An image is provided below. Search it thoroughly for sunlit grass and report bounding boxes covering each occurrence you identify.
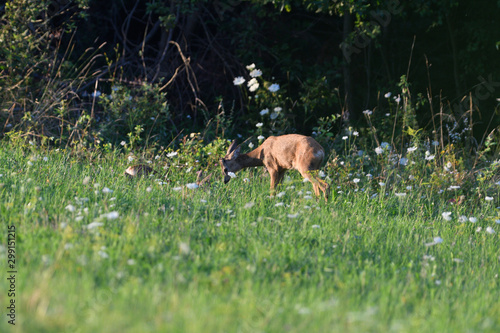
[0,143,499,332]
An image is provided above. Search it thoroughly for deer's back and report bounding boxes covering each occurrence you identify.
[261,134,324,170]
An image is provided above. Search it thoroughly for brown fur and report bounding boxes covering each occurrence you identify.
[220,134,329,199]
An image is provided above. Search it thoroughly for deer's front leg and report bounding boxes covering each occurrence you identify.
[269,169,279,191]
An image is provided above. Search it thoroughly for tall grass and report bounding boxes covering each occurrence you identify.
[0,136,498,332]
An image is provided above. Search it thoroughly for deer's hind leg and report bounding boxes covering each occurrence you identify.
[298,169,330,201]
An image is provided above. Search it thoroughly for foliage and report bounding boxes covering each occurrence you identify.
[0,0,499,148]
[0,0,98,143]
[97,82,172,147]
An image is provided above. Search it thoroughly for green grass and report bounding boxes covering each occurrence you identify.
[0,145,499,332]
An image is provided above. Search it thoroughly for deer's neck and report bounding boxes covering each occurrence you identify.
[236,146,264,168]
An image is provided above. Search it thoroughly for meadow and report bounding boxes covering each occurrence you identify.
[0,136,499,333]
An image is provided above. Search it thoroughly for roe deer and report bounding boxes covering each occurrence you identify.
[220,134,329,199]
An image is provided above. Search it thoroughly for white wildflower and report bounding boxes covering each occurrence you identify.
[274,107,282,112]
[256,122,263,128]
[186,183,199,190]
[86,222,104,230]
[407,146,418,153]
[260,108,269,116]
[395,192,407,197]
[257,135,265,141]
[104,211,119,220]
[485,196,493,201]
[233,76,246,86]
[249,69,262,77]
[248,142,254,149]
[167,151,178,158]
[458,215,468,223]
[268,83,280,92]
[469,217,478,223]
[228,172,237,178]
[246,63,256,70]
[248,78,259,92]
[400,157,408,166]
[375,147,383,155]
[244,202,255,209]
[270,112,279,120]
[97,250,108,258]
[65,204,76,212]
[363,110,372,116]
[486,226,496,234]
[102,187,113,194]
[342,136,348,140]
[287,213,299,219]
[179,242,190,255]
[312,225,320,229]
[442,212,452,221]
[384,92,392,98]
[425,236,443,246]
[425,152,435,161]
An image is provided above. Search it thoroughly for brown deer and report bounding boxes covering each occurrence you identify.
[220,134,329,199]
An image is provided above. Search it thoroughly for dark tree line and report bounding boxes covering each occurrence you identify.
[0,0,498,144]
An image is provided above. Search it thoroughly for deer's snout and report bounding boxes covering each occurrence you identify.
[224,175,231,184]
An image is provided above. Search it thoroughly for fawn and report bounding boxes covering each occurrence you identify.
[220,134,329,199]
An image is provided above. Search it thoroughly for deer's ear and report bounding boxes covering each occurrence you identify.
[226,140,238,155]
[232,145,241,158]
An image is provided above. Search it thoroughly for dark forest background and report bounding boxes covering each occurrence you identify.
[0,0,499,148]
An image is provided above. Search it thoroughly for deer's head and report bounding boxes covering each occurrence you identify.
[220,140,241,184]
